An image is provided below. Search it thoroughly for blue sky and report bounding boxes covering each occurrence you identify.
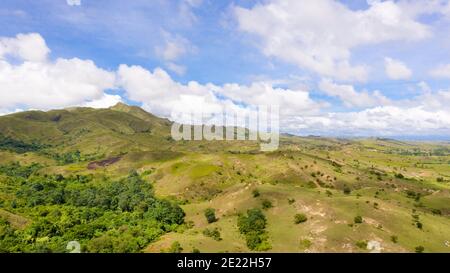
[1,0,450,138]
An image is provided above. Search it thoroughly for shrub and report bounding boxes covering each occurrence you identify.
[262,199,273,210]
[204,208,217,224]
[415,246,424,253]
[431,209,442,215]
[416,222,423,229]
[294,213,308,224]
[436,177,444,183]
[391,235,398,244]
[288,198,295,205]
[203,227,222,241]
[168,241,183,253]
[356,240,368,249]
[343,185,351,195]
[395,173,404,179]
[252,189,260,198]
[299,239,312,249]
[354,216,363,224]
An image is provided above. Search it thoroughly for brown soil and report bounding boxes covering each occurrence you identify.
[87,156,121,170]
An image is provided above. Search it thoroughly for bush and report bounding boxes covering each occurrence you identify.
[416,222,423,229]
[168,241,183,253]
[261,199,273,210]
[343,185,351,195]
[356,240,368,249]
[252,189,260,198]
[287,198,295,204]
[354,216,363,224]
[431,209,442,215]
[395,173,404,179]
[204,208,217,224]
[391,235,398,244]
[415,246,424,253]
[294,213,308,224]
[437,177,444,183]
[203,228,222,241]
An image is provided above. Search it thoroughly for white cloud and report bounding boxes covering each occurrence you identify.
[384,57,412,80]
[290,85,450,137]
[155,32,194,75]
[116,64,322,124]
[66,0,81,6]
[0,33,50,62]
[319,79,391,108]
[0,33,116,112]
[234,0,430,82]
[296,105,450,137]
[430,64,450,78]
[81,94,123,109]
[156,33,192,62]
[417,81,431,93]
[166,62,186,75]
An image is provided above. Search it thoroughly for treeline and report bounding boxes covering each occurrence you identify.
[0,164,185,253]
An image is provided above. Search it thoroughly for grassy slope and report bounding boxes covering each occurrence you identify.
[0,105,449,253]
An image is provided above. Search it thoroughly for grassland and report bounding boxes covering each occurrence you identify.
[0,104,449,253]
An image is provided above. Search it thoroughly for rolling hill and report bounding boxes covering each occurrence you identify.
[0,104,449,253]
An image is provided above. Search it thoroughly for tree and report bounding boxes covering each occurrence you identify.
[237,209,270,251]
[204,208,217,224]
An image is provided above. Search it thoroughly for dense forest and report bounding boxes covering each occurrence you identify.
[0,162,185,253]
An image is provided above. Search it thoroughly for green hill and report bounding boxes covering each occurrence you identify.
[0,104,449,253]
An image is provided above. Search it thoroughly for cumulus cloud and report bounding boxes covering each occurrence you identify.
[234,0,430,82]
[295,105,450,137]
[0,33,50,62]
[0,33,116,112]
[116,64,322,125]
[384,57,412,80]
[319,79,391,108]
[81,94,123,109]
[430,64,450,78]
[66,0,81,6]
